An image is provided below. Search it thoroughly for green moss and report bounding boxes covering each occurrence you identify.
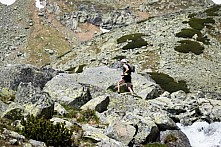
[188,17,215,30]
[143,143,168,147]
[117,33,148,50]
[0,87,16,103]
[148,72,189,93]
[21,115,73,146]
[175,40,204,55]
[204,5,221,16]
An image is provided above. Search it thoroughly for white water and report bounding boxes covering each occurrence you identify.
[177,122,221,147]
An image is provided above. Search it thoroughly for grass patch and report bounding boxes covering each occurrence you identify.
[176,28,201,38]
[148,72,189,93]
[176,28,209,45]
[204,5,221,16]
[175,40,204,55]
[188,17,215,30]
[117,33,148,50]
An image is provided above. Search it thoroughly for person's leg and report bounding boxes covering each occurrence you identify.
[127,83,134,94]
[118,79,125,93]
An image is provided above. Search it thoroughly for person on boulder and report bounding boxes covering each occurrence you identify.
[117,59,134,95]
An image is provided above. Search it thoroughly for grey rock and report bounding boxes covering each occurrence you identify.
[29,139,46,147]
[81,94,110,113]
[44,74,92,109]
[105,121,136,145]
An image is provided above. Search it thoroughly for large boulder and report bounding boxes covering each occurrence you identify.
[43,74,93,109]
[80,94,110,113]
[0,64,58,91]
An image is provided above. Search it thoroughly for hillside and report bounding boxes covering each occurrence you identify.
[1,0,221,146]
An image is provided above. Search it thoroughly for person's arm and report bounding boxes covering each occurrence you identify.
[123,64,129,75]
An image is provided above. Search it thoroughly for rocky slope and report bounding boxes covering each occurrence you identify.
[0,0,221,146]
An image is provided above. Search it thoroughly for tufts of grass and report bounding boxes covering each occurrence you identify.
[175,40,204,55]
[148,72,189,93]
[117,33,148,50]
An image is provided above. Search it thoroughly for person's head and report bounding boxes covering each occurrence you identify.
[120,59,127,64]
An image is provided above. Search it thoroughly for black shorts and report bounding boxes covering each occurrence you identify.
[123,75,131,83]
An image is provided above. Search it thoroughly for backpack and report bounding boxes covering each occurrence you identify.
[127,64,135,73]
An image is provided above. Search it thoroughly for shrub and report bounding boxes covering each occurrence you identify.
[148,72,189,93]
[21,115,73,146]
[117,33,148,50]
[175,40,204,55]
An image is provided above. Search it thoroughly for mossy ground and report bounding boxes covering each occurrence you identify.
[148,72,189,93]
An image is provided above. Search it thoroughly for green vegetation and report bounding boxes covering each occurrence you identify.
[176,28,200,38]
[62,105,99,124]
[188,17,215,30]
[117,33,148,50]
[143,143,168,147]
[148,72,189,93]
[204,5,221,16]
[0,118,15,132]
[175,28,209,45]
[0,87,16,103]
[175,40,204,55]
[21,115,73,146]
